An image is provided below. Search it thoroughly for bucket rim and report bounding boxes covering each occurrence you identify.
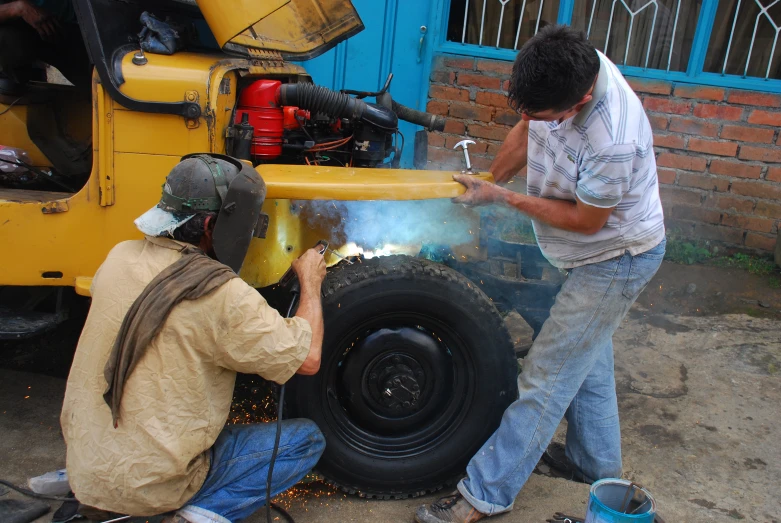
[589,478,657,519]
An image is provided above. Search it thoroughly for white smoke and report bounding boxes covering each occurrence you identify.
[295,199,476,254]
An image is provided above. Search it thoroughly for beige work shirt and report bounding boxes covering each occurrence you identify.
[60,237,312,515]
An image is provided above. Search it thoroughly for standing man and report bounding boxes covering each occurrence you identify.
[416,25,665,522]
[61,154,326,523]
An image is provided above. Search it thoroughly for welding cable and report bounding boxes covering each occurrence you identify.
[263,292,300,523]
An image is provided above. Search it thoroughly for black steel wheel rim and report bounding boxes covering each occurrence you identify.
[321,311,476,458]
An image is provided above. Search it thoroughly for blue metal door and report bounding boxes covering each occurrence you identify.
[296,0,432,168]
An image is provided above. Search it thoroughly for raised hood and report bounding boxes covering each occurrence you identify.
[196,0,363,60]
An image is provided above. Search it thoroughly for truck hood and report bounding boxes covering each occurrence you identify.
[196,0,363,60]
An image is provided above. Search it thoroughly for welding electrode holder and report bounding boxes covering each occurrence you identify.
[279,240,329,300]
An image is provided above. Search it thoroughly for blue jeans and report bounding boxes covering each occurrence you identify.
[178,419,325,523]
[458,239,666,515]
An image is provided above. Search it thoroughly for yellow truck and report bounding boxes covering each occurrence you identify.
[0,0,544,499]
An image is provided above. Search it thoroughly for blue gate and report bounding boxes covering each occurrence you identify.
[296,0,433,168]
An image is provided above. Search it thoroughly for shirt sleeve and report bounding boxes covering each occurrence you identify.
[575,144,636,208]
[217,280,312,383]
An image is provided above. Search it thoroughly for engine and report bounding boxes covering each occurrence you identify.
[226,79,403,169]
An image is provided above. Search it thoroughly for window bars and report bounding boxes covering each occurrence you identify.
[721,0,780,79]
[460,0,546,48]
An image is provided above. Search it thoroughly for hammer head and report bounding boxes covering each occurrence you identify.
[453,139,476,151]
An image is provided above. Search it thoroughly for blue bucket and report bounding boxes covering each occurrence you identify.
[584,479,656,523]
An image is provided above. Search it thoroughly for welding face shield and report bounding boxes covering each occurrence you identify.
[134,153,268,273]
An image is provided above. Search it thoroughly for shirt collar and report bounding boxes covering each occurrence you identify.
[145,235,193,252]
[572,51,609,127]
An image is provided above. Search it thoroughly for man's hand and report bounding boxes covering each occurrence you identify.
[291,248,327,293]
[19,1,60,41]
[452,174,503,206]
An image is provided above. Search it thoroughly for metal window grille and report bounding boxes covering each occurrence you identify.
[719,0,780,79]
[441,0,781,91]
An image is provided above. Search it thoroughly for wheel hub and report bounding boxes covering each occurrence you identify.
[370,355,423,412]
[337,326,454,434]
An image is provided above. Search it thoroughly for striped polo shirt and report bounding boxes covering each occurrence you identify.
[526,51,665,268]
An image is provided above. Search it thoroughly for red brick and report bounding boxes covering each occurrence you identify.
[767,167,781,182]
[430,70,455,84]
[476,59,514,75]
[427,146,462,166]
[693,104,744,121]
[657,168,677,185]
[673,85,725,101]
[687,138,738,157]
[657,152,707,171]
[677,173,730,192]
[475,91,509,108]
[659,186,704,205]
[457,73,502,90]
[643,97,692,115]
[653,134,686,149]
[430,85,470,102]
[671,205,722,224]
[648,115,669,131]
[668,117,719,137]
[694,223,744,244]
[427,133,445,147]
[494,109,521,126]
[778,134,781,146]
[468,123,511,141]
[722,214,774,233]
[445,135,487,153]
[755,200,781,219]
[471,156,493,171]
[746,109,779,126]
[443,119,465,135]
[731,181,781,200]
[502,80,510,92]
[745,233,777,251]
[442,57,475,70]
[738,145,781,163]
[627,78,672,95]
[720,125,775,143]
[665,219,697,235]
[727,91,781,108]
[713,196,754,214]
[709,159,762,179]
[426,100,448,116]
[449,103,493,122]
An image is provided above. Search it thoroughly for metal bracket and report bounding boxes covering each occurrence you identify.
[247,48,285,69]
[184,91,200,129]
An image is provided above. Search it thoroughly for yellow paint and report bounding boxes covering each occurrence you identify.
[74,277,92,297]
[201,0,363,57]
[0,32,486,293]
[197,0,289,48]
[261,164,494,200]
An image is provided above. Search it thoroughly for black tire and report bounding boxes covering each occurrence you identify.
[287,255,517,498]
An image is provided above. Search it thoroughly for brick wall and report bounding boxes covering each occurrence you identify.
[425,55,781,254]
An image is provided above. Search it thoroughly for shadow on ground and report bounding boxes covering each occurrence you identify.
[1,261,779,522]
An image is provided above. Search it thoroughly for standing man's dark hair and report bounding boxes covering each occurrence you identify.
[508,25,600,114]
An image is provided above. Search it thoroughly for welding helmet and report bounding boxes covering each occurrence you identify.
[134,153,268,273]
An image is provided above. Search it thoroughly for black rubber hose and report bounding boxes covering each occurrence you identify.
[279,83,364,121]
[391,101,446,132]
[280,84,443,131]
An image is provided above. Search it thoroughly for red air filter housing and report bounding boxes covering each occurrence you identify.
[235,79,284,160]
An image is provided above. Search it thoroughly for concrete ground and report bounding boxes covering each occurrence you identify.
[1,261,780,523]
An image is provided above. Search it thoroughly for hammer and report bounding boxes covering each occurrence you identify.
[453,139,476,174]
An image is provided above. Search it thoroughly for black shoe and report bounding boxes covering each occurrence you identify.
[541,442,594,484]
